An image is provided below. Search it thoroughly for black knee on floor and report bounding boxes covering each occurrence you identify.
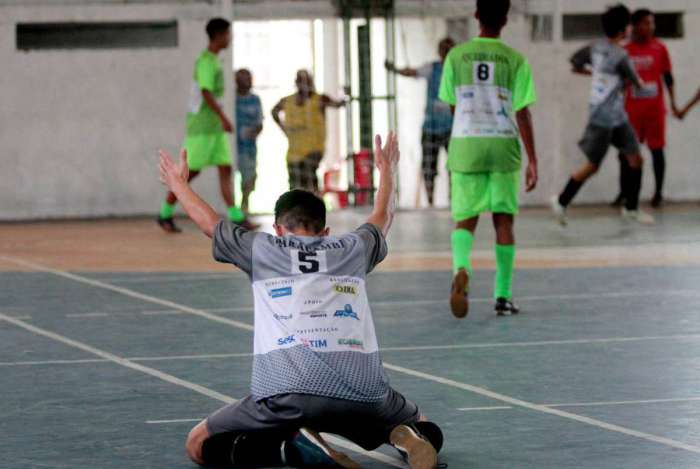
[201,432,238,467]
[414,421,444,453]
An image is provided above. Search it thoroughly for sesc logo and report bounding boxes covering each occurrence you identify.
[276,335,296,346]
[338,338,364,350]
[269,287,292,299]
[301,338,328,349]
[333,284,357,295]
[334,304,359,320]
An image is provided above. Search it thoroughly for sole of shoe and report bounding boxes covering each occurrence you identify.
[450,269,469,319]
[156,218,181,234]
[298,428,361,469]
[549,196,568,227]
[390,425,438,469]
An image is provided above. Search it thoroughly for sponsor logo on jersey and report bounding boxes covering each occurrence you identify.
[273,313,292,321]
[333,284,357,295]
[304,299,322,306]
[277,335,295,346]
[269,287,292,298]
[300,310,328,318]
[301,338,328,349]
[334,304,359,320]
[338,338,364,349]
[264,279,294,288]
[296,327,338,334]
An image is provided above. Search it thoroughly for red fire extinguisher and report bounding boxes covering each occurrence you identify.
[353,149,373,206]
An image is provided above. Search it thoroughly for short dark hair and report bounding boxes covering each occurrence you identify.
[274,190,326,234]
[206,18,230,40]
[632,8,653,25]
[601,4,631,38]
[476,0,510,30]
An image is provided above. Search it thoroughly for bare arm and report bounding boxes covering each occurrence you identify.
[385,60,418,77]
[366,132,400,236]
[515,107,538,192]
[202,90,233,133]
[679,87,700,119]
[158,149,221,237]
[271,99,286,133]
[321,94,347,110]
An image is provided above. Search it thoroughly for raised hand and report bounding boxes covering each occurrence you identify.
[374,132,400,175]
[159,149,189,190]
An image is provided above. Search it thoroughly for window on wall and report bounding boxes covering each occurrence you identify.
[563,12,684,41]
[16,21,178,51]
[529,14,553,42]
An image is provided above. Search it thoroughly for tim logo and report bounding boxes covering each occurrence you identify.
[277,335,295,346]
[269,287,292,299]
[334,284,357,295]
[334,304,359,320]
[301,338,328,349]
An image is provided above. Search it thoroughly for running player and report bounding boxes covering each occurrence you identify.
[613,8,679,208]
[234,68,263,216]
[158,133,443,468]
[157,18,251,233]
[439,0,538,317]
[385,37,456,206]
[551,5,654,226]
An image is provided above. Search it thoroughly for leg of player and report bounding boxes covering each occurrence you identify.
[218,165,246,226]
[389,422,440,469]
[241,175,256,215]
[612,152,630,207]
[650,148,665,207]
[551,161,598,226]
[421,133,439,207]
[492,213,519,316]
[158,170,200,233]
[621,153,654,224]
[450,217,478,318]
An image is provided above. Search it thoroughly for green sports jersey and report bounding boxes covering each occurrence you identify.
[439,37,536,173]
[186,50,225,135]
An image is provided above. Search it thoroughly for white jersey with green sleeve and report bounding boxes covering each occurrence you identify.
[439,37,536,173]
[186,50,225,136]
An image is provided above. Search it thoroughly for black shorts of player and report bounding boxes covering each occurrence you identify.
[578,121,641,166]
[206,388,421,451]
[288,152,323,193]
[421,131,451,182]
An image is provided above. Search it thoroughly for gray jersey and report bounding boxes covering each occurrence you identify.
[212,220,390,403]
[571,40,640,128]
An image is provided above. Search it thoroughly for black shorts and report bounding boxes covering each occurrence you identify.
[206,388,421,451]
[421,131,451,180]
[578,121,641,166]
[287,152,323,192]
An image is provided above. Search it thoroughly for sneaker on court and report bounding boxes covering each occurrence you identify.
[549,196,568,226]
[621,208,655,225]
[284,428,360,468]
[610,193,625,207]
[651,194,663,208]
[495,297,520,316]
[390,424,438,469]
[156,216,181,233]
[450,268,469,319]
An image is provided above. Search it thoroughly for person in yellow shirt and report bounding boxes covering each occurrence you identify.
[272,70,346,193]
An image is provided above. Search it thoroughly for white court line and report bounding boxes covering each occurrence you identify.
[384,363,700,455]
[0,358,109,366]
[457,406,513,411]
[5,255,700,456]
[146,418,202,424]
[546,397,700,408]
[131,352,252,361]
[66,312,110,318]
[0,312,403,468]
[103,273,235,284]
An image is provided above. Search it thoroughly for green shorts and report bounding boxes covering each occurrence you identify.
[451,170,520,222]
[184,133,232,171]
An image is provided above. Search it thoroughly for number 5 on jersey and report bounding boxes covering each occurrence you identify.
[291,249,328,274]
[473,62,495,85]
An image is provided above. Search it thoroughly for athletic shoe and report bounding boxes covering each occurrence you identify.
[495,297,520,316]
[390,424,438,469]
[651,194,663,208]
[610,193,625,207]
[549,196,568,226]
[283,428,360,468]
[621,208,655,224]
[156,216,181,233]
[449,268,469,319]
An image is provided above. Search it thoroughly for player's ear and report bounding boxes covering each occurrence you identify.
[273,223,285,236]
[320,227,330,236]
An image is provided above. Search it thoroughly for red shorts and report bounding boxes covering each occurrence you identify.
[627,106,666,149]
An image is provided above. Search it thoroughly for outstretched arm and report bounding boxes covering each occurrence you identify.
[385,60,418,77]
[516,107,538,192]
[158,149,220,238]
[321,94,347,109]
[679,87,700,119]
[366,132,400,236]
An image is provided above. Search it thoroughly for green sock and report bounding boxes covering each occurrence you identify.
[227,206,245,223]
[159,202,175,219]
[451,229,474,275]
[494,244,516,300]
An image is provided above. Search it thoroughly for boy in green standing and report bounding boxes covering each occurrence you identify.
[158,18,251,233]
[439,0,538,318]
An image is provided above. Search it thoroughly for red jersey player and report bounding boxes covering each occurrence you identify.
[614,9,680,208]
